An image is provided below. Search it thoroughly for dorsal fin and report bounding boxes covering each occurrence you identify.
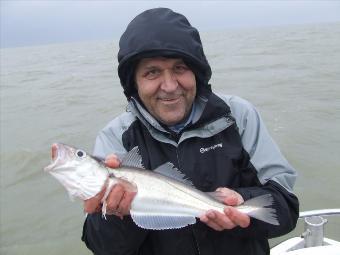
[120,146,145,169]
[154,162,193,186]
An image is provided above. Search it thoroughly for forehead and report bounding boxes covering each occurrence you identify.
[136,57,185,69]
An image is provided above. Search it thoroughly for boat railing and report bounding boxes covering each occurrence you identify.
[298,208,340,248]
[299,209,340,218]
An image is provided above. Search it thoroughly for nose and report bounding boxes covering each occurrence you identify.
[160,70,178,92]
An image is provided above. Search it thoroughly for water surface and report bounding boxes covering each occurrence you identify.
[1,23,340,254]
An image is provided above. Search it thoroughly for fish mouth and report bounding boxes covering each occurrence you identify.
[44,143,67,172]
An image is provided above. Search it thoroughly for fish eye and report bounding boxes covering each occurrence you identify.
[76,150,86,158]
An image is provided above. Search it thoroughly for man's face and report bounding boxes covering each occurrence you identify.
[135,57,196,126]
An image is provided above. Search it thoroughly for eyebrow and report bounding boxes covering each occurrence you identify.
[142,59,186,70]
[143,65,160,70]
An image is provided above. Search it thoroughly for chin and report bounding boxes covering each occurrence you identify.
[161,115,185,126]
[155,109,187,126]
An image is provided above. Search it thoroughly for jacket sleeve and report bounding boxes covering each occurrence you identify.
[92,112,136,160]
[82,213,148,255]
[222,95,299,238]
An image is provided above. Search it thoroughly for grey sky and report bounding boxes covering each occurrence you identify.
[1,1,340,48]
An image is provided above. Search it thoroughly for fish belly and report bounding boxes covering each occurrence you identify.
[126,172,223,230]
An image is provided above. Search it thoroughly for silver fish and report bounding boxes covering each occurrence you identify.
[44,143,279,230]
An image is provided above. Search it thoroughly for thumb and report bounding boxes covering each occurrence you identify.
[224,195,239,206]
[223,191,244,206]
[105,154,121,168]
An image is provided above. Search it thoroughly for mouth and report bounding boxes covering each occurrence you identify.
[51,143,58,161]
[158,96,181,105]
[44,143,63,172]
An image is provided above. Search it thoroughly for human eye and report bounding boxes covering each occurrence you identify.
[144,68,161,79]
[173,64,189,74]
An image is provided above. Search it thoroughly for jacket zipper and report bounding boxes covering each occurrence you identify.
[176,144,200,255]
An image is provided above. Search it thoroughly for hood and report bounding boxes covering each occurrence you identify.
[117,8,212,98]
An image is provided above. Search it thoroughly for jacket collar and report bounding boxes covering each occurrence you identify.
[127,96,208,134]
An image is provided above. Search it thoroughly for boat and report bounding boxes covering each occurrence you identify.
[270,209,340,254]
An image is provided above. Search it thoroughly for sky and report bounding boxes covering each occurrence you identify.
[1,1,340,48]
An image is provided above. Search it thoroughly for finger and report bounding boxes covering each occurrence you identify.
[84,198,99,213]
[214,187,244,206]
[209,208,237,229]
[204,221,224,231]
[105,184,125,212]
[224,195,239,206]
[113,211,124,220]
[206,210,235,230]
[225,207,250,228]
[200,212,224,231]
[84,187,106,213]
[94,203,102,213]
[224,192,244,206]
[105,154,121,168]
[116,191,137,215]
[216,187,236,198]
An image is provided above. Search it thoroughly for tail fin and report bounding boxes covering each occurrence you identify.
[242,194,279,225]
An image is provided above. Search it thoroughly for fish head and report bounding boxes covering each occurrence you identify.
[44,143,108,200]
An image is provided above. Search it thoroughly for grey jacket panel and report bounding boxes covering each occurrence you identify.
[218,94,297,193]
[93,112,135,160]
[179,117,235,143]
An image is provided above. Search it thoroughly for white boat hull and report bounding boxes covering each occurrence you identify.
[270,209,340,255]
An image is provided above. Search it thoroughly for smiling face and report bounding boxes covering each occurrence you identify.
[134,57,196,126]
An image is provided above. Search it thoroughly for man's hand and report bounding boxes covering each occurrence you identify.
[200,187,250,231]
[83,154,137,218]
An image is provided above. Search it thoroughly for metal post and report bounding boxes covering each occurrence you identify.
[301,215,328,248]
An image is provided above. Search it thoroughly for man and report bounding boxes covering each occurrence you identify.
[82,8,299,255]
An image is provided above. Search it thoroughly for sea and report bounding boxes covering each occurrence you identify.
[1,22,340,254]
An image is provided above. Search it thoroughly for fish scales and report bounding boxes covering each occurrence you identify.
[115,166,224,217]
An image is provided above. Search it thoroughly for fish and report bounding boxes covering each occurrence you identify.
[44,143,279,230]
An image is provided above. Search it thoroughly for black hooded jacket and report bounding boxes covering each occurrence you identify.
[82,8,299,255]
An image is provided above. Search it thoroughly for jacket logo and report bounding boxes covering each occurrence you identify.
[200,143,223,154]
